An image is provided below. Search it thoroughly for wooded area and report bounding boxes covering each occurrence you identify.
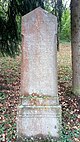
[0,0,68,56]
[0,0,80,141]
[0,0,80,97]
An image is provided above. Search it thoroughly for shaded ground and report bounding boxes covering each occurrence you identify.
[58,43,80,142]
[0,43,80,142]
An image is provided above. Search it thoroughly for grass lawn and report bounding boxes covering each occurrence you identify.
[0,43,80,142]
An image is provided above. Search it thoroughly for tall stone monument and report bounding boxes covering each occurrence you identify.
[17,7,61,141]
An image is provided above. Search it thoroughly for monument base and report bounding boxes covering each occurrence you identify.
[17,135,60,142]
[17,103,61,142]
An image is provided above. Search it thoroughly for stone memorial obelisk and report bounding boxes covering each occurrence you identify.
[17,7,61,141]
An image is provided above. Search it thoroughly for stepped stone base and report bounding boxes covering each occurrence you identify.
[17,100,61,141]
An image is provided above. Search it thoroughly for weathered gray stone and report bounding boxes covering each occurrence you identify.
[21,7,58,98]
[17,106,61,141]
[17,7,61,141]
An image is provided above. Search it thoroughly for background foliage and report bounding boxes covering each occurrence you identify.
[60,8,71,42]
[0,0,71,56]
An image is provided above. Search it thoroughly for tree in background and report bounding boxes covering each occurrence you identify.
[71,0,80,97]
[0,0,63,56]
[0,0,44,57]
[60,8,71,42]
[0,0,20,57]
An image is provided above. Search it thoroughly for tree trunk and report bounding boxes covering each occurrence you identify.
[71,0,80,96]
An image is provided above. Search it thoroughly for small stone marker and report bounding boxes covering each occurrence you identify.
[17,7,61,141]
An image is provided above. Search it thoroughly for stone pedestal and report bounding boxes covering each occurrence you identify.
[17,104,61,141]
[17,7,61,141]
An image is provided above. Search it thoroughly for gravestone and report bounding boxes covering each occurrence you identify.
[17,7,61,141]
